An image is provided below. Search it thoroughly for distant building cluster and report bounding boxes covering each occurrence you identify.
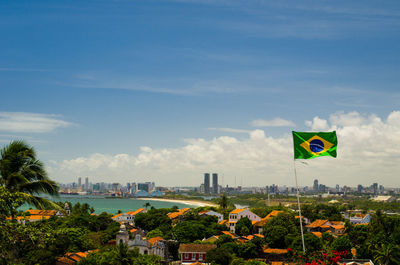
[59,178,165,197]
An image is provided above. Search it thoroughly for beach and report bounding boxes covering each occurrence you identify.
[136,197,217,207]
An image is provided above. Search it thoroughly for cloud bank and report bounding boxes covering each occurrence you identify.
[49,111,400,187]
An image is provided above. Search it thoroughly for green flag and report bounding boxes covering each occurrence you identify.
[292,131,337,159]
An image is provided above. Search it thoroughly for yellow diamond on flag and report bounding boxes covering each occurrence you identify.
[300,135,334,156]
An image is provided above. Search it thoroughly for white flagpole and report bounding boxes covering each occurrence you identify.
[294,159,306,253]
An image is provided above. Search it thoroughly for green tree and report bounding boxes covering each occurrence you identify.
[371,243,400,265]
[146,228,163,239]
[289,233,322,253]
[332,235,352,253]
[172,221,206,243]
[206,248,232,265]
[235,217,252,236]
[0,141,60,209]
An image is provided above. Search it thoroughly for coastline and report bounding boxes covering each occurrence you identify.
[136,197,217,207]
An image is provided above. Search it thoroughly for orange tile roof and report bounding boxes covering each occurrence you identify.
[331,221,344,225]
[271,262,283,265]
[263,248,288,254]
[28,215,51,220]
[264,210,283,220]
[221,231,235,238]
[306,219,329,228]
[244,235,254,240]
[168,208,190,219]
[198,210,209,215]
[128,208,146,215]
[148,236,163,246]
[230,209,246,214]
[312,232,322,238]
[331,225,345,230]
[254,210,284,227]
[130,228,138,233]
[179,244,217,253]
[112,213,123,219]
[25,209,57,216]
[253,234,264,238]
[219,220,228,225]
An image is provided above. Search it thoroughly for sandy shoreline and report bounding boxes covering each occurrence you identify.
[136,197,217,207]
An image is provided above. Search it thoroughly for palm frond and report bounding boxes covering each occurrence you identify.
[21,193,63,211]
[19,179,59,196]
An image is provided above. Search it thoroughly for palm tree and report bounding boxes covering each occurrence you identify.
[218,193,229,210]
[372,243,400,265]
[143,202,151,209]
[0,140,60,210]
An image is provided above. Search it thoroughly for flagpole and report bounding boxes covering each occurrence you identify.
[294,159,306,253]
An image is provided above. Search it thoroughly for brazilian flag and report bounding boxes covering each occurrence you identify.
[292,131,337,159]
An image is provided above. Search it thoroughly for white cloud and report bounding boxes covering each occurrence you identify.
[207,127,251,133]
[305,116,329,131]
[0,112,73,133]
[49,111,400,187]
[251,118,295,127]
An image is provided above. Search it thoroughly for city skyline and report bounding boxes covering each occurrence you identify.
[1,1,400,187]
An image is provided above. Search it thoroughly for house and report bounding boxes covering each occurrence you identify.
[168,208,191,223]
[263,248,289,262]
[179,244,217,264]
[371,196,395,203]
[253,210,283,234]
[111,208,147,223]
[228,209,260,233]
[8,209,65,224]
[116,224,167,259]
[198,210,224,223]
[306,219,345,236]
[349,214,371,225]
[56,250,98,265]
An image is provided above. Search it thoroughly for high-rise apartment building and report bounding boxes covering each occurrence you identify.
[78,177,82,187]
[212,173,218,194]
[204,173,210,194]
[85,177,89,191]
[313,179,319,192]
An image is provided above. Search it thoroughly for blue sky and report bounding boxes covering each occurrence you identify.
[1,0,400,187]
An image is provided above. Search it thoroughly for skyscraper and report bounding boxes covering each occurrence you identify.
[313,179,319,192]
[204,173,210,194]
[78,177,82,187]
[212,173,218,194]
[85,177,89,191]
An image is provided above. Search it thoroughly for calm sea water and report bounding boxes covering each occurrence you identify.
[20,195,198,214]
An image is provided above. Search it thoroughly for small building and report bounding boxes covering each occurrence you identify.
[179,244,217,264]
[168,208,191,223]
[306,219,345,236]
[371,196,395,203]
[228,209,261,233]
[198,210,224,223]
[116,224,167,259]
[56,250,98,265]
[112,208,147,223]
[349,214,371,225]
[253,210,283,234]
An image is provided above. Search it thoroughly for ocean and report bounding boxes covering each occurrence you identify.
[20,195,199,214]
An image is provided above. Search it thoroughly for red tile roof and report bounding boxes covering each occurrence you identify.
[179,244,217,253]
